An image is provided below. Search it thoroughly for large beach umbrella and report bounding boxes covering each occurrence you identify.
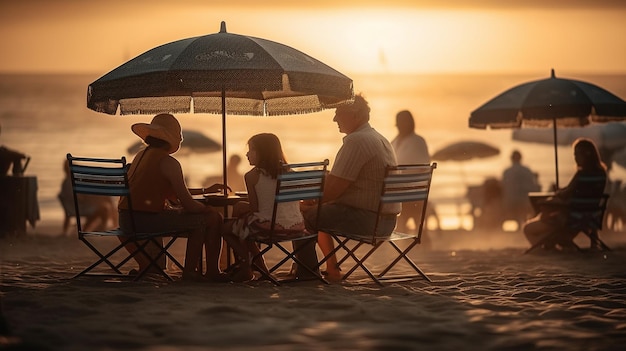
[431,141,500,162]
[469,69,626,188]
[87,21,354,194]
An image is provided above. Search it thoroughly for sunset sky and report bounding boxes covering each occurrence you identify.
[1,0,626,75]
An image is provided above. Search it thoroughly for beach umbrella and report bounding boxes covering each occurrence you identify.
[469,69,626,188]
[431,140,500,186]
[127,129,221,155]
[431,140,500,162]
[87,21,354,194]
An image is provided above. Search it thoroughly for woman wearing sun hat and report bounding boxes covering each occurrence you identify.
[118,113,229,281]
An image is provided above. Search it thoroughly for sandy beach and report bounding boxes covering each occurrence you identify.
[1,220,626,351]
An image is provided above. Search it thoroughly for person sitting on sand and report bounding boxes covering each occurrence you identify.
[523,138,607,251]
[222,133,306,282]
[118,113,229,281]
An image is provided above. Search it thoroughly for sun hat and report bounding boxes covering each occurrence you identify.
[131,113,183,154]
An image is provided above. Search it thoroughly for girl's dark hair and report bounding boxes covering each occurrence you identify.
[248,133,287,179]
[573,137,606,171]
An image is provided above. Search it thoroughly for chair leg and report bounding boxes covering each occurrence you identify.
[378,240,432,283]
[524,231,558,254]
[254,240,328,286]
[73,237,129,278]
[586,230,611,251]
[339,240,384,286]
[133,237,177,282]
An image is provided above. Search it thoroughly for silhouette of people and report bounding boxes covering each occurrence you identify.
[391,110,429,165]
[390,110,433,235]
[523,138,607,250]
[118,113,228,281]
[0,123,28,176]
[474,177,503,230]
[501,150,540,230]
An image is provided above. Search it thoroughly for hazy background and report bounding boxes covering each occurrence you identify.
[2,0,626,231]
[1,0,626,75]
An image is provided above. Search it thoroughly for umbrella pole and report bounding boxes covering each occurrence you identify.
[222,86,228,196]
[553,118,559,190]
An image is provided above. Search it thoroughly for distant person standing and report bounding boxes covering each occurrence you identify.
[390,110,433,234]
[391,110,429,165]
[502,150,540,230]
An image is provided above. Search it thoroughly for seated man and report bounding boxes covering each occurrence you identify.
[299,94,400,281]
[523,138,607,250]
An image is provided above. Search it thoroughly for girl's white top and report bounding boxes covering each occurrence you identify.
[253,171,304,228]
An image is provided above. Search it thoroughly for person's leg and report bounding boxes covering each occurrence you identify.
[301,203,379,280]
[523,214,554,248]
[246,241,268,274]
[291,237,320,279]
[232,201,250,217]
[118,211,163,273]
[183,227,205,279]
[317,231,340,280]
[221,233,254,282]
[203,210,226,280]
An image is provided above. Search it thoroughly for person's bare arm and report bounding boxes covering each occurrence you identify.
[322,173,352,203]
[160,156,209,213]
[244,168,260,212]
[188,184,231,196]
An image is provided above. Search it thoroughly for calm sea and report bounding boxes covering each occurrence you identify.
[2,73,625,230]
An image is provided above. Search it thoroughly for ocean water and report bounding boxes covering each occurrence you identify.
[2,73,625,230]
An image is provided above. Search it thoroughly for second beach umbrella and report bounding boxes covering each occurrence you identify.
[469,69,626,188]
[87,21,354,193]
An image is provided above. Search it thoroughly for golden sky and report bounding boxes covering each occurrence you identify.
[1,0,626,75]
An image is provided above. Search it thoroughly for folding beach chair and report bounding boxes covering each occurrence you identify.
[67,153,188,281]
[524,193,611,254]
[319,163,437,286]
[247,159,329,286]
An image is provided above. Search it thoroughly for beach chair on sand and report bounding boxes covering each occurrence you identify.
[319,163,437,286]
[67,154,187,281]
[524,193,611,254]
[246,160,330,286]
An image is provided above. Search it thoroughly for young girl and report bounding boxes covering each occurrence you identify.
[223,133,305,282]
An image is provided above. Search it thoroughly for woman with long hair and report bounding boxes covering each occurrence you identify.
[523,138,607,250]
